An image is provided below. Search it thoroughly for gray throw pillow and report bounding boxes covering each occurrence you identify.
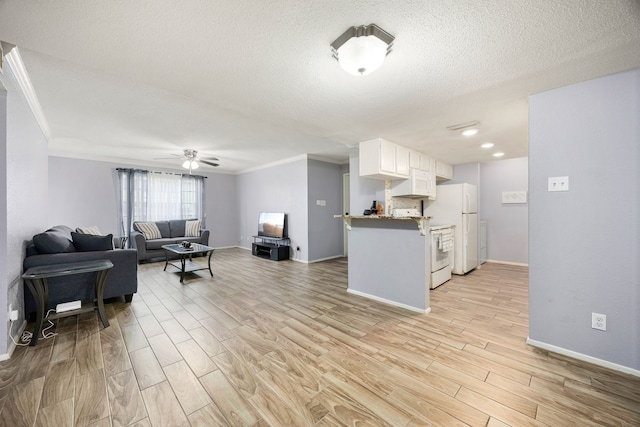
[72,232,114,251]
[33,228,77,254]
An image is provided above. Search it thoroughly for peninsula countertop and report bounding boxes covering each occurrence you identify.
[334,214,431,235]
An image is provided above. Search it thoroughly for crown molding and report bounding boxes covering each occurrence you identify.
[4,47,52,144]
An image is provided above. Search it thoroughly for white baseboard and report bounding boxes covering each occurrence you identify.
[308,254,343,264]
[526,337,640,377]
[485,259,529,267]
[347,288,431,314]
[1,319,27,361]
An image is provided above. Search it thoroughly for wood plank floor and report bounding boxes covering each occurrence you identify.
[1,248,639,426]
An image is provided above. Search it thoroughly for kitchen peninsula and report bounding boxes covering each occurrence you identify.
[336,215,431,313]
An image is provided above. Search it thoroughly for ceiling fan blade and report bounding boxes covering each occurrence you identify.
[154,154,183,160]
[200,160,219,167]
[201,156,219,161]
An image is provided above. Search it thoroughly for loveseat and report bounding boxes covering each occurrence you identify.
[23,225,138,317]
[130,219,210,263]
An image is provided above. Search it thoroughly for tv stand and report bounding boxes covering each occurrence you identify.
[252,236,290,261]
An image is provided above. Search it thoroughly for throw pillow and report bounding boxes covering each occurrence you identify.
[33,228,77,254]
[185,220,201,237]
[72,232,114,251]
[76,226,102,235]
[135,222,162,240]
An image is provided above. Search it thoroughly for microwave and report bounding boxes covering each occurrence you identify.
[390,168,434,198]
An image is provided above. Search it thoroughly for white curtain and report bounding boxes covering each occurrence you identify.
[118,169,205,237]
[146,173,182,221]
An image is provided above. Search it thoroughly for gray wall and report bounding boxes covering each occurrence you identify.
[479,157,528,264]
[529,69,639,370]
[1,60,49,355]
[447,162,480,186]
[441,158,528,265]
[348,147,385,216]
[236,158,309,261]
[307,159,344,261]
[47,157,239,248]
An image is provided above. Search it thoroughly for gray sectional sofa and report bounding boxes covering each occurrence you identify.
[130,219,209,263]
[23,225,138,317]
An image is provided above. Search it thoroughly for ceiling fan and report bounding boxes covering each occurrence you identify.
[157,149,219,173]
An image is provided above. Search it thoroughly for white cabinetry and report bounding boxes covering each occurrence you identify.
[435,161,453,180]
[360,138,410,179]
[409,151,434,172]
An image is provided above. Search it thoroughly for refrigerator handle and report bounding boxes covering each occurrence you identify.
[465,192,470,212]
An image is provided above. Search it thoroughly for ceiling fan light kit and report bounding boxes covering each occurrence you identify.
[331,24,394,76]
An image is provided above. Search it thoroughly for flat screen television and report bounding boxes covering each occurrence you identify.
[258,212,287,239]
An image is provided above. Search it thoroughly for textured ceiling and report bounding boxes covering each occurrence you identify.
[1,0,639,173]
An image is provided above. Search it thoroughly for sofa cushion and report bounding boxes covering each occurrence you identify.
[75,226,102,235]
[156,221,171,238]
[185,220,201,237]
[146,237,181,250]
[33,226,76,254]
[169,219,187,238]
[134,222,162,240]
[72,232,114,251]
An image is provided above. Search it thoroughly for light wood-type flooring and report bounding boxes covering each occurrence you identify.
[1,248,639,426]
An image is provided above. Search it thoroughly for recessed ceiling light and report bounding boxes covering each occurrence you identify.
[462,128,478,137]
[481,142,494,149]
[493,152,505,157]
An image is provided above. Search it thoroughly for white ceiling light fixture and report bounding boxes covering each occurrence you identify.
[462,128,479,137]
[331,24,394,76]
[493,152,505,157]
[182,159,199,170]
[481,142,495,149]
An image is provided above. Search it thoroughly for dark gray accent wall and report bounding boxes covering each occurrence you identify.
[236,158,309,261]
[529,69,639,370]
[1,61,49,355]
[47,157,239,248]
[479,157,528,264]
[307,159,344,261]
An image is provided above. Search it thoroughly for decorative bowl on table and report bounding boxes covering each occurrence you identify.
[181,241,192,249]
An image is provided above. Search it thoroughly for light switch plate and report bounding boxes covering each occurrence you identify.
[548,176,569,192]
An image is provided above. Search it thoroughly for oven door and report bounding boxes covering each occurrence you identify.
[431,230,453,272]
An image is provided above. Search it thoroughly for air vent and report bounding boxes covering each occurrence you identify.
[446,120,480,131]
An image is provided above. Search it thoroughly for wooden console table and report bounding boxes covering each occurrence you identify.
[22,259,113,346]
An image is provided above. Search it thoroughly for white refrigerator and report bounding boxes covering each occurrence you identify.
[424,183,478,274]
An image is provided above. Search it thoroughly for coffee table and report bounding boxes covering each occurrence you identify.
[161,243,214,282]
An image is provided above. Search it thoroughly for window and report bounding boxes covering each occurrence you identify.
[117,169,205,237]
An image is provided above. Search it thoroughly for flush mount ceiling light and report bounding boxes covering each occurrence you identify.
[481,142,495,149]
[493,152,505,157]
[331,24,394,76]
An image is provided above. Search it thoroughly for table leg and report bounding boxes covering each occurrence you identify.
[24,278,46,346]
[207,249,214,277]
[95,269,111,328]
[180,255,186,282]
[163,249,170,271]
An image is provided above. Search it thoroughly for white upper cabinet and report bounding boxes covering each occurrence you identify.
[359,138,410,179]
[359,138,452,183]
[435,160,453,180]
[396,146,410,176]
[409,150,434,172]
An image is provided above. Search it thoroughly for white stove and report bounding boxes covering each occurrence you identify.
[429,224,455,289]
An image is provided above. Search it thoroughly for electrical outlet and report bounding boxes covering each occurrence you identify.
[592,313,606,331]
[548,176,569,192]
[8,304,18,321]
